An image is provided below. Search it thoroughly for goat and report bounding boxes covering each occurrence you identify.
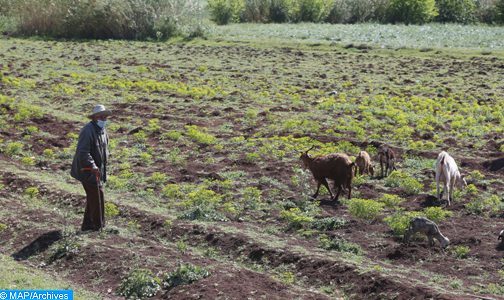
[498,229,504,241]
[300,146,354,201]
[377,145,397,178]
[435,151,467,206]
[403,217,450,248]
[355,150,374,176]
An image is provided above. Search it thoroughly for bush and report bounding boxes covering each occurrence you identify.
[475,0,499,23]
[327,0,390,23]
[377,194,404,208]
[269,0,292,22]
[104,202,120,218]
[436,0,477,23]
[292,0,333,22]
[163,263,210,288]
[423,206,452,223]
[311,217,347,231]
[319,234,363,255]
[465,195,503,216]
[387,0,438,24]
[280,207,315,230]
[117,268,161,300]
[385,171,423,195]
[452,245,470,259]
[8,0,205,40]
[347,198,384,221]
[242,0,271,22]
[208,0,245,24]
[0,223,7,232]
[384,211,423,236]
[497,0,504,23]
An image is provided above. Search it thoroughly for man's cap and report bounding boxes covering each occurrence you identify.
[88,104,112,118]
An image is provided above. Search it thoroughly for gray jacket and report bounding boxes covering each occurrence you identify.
[70,121,109,185]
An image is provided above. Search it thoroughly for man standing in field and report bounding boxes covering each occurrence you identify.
[71,104,111,231]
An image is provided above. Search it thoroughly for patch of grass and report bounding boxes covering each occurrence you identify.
[0,254,99,299]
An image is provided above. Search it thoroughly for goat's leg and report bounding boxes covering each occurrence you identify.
[380,160,384,178]
[449,179,456,205]
[403,229,411,244]
[444,179,451,206]
[428,235,434,247]
[333,186,342,202]
[436,175,441,202]
[321,178,334,199]
[311,181,321,199]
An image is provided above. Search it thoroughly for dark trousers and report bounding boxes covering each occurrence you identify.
[82,182,105,231]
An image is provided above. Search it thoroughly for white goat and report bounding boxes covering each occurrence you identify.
[435,151,467,206]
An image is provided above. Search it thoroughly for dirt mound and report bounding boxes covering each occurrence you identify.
[483,157,504,172]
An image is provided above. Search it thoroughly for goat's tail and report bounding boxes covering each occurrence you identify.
[439,155,445,166]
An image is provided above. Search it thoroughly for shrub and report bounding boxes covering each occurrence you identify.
[465,195,503,216]
[148,172,168,187]
[9,0,206,40]
[47,237,80,263]
[452,245,470,259]
[4,141,24,157]
[476,0,499,23]
[387,0,438,24]
[24,186,39,198]
[377,194,404,208]
[311,217,347,231]
[269,0,291,22]
[319,234,363,255]
[20,156,36,166]
[104,202,120,218]
[496,0,504,23]
[42,148,55,159]
[163,263,210,288]
[242,0,271,22]
[117,268,161,300]
[384,211,423,236]
[436,0,477,23]
[208,0,245,24]
[185,125,216,145]
[0,223,7,231]
[385,171,423,195]
[292,0,333,22]
[347,198,385,221]
[161,130,182,141]
[423,206,452,223]
[280,207,314,230]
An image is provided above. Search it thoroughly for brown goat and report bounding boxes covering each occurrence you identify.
[377,145,397,178]
[300,146,354,201]
[355,151,374,176]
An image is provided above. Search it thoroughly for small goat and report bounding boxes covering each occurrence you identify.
[435,151,467,206]
[377,145,397,178]
[355,150,374,176]
[403,217,450,248]
[498,230,504,241]
[300,146,354,201]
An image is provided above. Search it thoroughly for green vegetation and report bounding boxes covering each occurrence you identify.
[117,268,161,300]
[1,0,206,40]
[163,263,210,288]
[452,245,470,259]
[208,0,501,24]
[346,198,385,221]
[319,234,363,255]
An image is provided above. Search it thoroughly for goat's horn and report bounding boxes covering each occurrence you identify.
[305,145,316,153]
